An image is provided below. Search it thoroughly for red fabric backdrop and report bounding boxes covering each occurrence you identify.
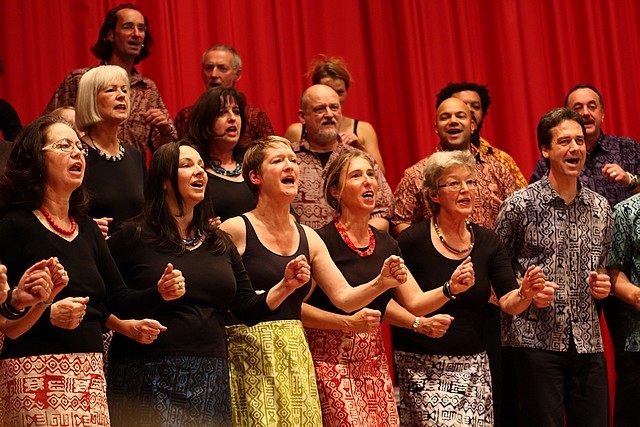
[1,0,638,421]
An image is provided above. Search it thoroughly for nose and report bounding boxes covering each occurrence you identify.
[578,106,590,117]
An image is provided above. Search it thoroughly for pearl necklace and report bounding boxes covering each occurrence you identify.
[39,207,77,236]
[433,218,474,254]
[87,133,125,162]
[333,218,375,257]
[209,160,242,177]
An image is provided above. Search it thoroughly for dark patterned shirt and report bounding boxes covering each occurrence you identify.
[291,139,394,229]
[392,144,521,230]
[495,177,613,353]
[174,103,274,151]
[608,193,640,351]
[530,133,640,207]
[43,65,174,153]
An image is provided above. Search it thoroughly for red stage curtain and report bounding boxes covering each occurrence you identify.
[1,0,637,422]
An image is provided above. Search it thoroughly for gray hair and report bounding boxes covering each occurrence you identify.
[201,45,242,71]
[422,150,476,216]
[76,65,130,131]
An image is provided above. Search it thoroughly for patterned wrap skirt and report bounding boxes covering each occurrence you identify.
[106,354,231,427]
[0,352,109,427]
[394,350,493,427]
[226,319,322,427]
[306,324,399,427]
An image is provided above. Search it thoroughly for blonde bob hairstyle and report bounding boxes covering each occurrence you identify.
[242,136,293,195]
[323,150,374,213]
[422,150,476,217]
[76,65,130,132]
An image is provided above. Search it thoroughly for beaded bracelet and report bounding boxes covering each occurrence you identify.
[442,281,458,300]
[0,287,30,320]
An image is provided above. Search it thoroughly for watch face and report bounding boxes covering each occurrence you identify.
[412,317,420,329]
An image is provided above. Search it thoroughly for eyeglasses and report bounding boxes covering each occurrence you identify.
[42,139,89,157]
[121,23,147,33]
[437,179,478,191]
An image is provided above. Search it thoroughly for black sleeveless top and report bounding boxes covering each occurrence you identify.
[240,215,312,321]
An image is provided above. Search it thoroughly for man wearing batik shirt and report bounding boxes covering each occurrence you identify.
[44,4,176,153]
[436,82,527,188]
[496,108,613,427]
[606,196,640,427]
[530,84,640,207]
[173,45,273,151]
[291,84,393,231]
[392,97,520,236]
[530,84,640,425]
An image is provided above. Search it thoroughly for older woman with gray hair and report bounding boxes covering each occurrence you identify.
[76,65,146,237]
[392,150,547,426]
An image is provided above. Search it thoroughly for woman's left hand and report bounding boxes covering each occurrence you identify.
[123,318,167,344]
[380,255,408,288]
[519,265,546,299]
[449,257,475,295]
[157,263,186,301]
[283,255,311,291]
[589,271,611,299]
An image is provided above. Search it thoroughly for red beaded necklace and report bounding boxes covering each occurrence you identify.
[39,207,77,236]
[333,218,375,257]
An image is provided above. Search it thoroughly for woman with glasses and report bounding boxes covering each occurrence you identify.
[0,116,180,425]
[76,65,146,238]
[392,150,547,426]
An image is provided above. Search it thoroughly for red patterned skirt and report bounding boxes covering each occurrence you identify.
[0,352,109,426]
[305,324,399,427]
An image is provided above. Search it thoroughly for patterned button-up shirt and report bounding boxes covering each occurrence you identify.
[291,139,394,229]
[44,65,174,153]
[608,193,640,352]
[174,103,273,151]
[495,177,613,353]
[392,144,522,230]
[530,133,640,207]
[478,137,527,188]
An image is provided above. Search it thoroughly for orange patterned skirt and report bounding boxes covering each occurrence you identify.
[0,352,109,426]
[305,324,399,427]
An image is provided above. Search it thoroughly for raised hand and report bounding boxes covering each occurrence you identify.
[519,265,546,299]
[283,255,311,290]
[532,281,558,309]
[380,255,408,288]
[449,257,475,296]
[157,263,186,301]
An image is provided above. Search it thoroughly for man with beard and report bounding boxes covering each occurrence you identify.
[436,82,527,188]
[290,84,393,231]
[531,84,640,426]
[43,3,175,153]
[173,45,273,151]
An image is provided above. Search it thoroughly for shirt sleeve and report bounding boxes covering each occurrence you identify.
[495,195,525,278]
[391,166,426,226]
[609,202,634,270]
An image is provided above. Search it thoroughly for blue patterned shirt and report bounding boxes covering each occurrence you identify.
[530,133,640,207]
[608,193,640,351]
[495,177,613,353]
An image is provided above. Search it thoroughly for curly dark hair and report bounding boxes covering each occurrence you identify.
[435,82,491,114]
[0,115,89,218]
[142,141,227,255]
[90,4,154,65]
[186,87,247,164]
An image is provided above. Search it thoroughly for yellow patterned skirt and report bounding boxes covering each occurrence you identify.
[226,319,322,427]
[0,352,110,427]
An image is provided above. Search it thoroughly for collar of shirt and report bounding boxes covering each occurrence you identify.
[435,143,485,163]
[293,137,343,154]
[537,175,587,206]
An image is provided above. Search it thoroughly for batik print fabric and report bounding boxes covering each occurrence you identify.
[495,177,613,353]
[107,355,231,427]
[608,193,640,351]
[306,324,399,427]
[226,320,322,427]
[0,353,109,427]
[394,351,493,427]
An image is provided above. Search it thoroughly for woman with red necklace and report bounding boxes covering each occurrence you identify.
[391,150,551,426]
[0,116,183,425]
[220,136,407,427]
[303,150,462,426]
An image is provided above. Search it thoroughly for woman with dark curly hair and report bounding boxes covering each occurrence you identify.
[186,87,256,222]
[106,141,309,426]
[0,116,179,425]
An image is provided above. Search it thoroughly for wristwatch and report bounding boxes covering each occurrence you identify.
[412,316,421,332]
